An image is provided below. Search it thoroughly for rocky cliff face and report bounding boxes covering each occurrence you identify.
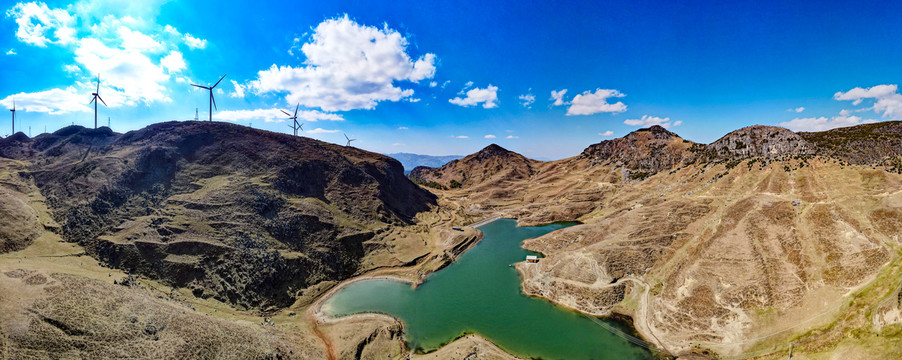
[707,125,815,159]
[0,121,436,309]
[579,125,697,176]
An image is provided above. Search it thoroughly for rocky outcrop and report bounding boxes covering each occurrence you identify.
[579,125,697,176]
[707,125,815,159]
[799,120,902,166]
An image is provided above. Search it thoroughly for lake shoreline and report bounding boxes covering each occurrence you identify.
[308,217,664,359]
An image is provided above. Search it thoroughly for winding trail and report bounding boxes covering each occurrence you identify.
[308,311,337,360]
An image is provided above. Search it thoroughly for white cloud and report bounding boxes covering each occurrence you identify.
[429,81,437,88]
[74,37,171,106]
[407,97,421,103]
[566,89,626,115]
[6,49,15,55]
[624,115,680,128]
[0,87,91,114]
[484,134,496,138]
[248,15,437,112]
[229,80,245,98]
[518,93,535,108]
[506,135,519,139]
[398,126,408,130]
[787,106,805,113]
[455,135,469,139]
[599,130,614,137]
[183,33,206,49]
[392,142,404,146]
[550,89,567,106]
[7,1,76,47]
[441,80,450,88]
[160,50,185,73]
[216,108,343,123]
[163,25,179,35]
[834,84,902,118]
[307,128,340,134]
[449,85,498,108]
[62,64,79,73]
[780,112,877,132]
[117,26,162,52]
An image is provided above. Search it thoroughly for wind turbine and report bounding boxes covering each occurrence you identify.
[191,74,226,122]
[9,99,15,135]
[344,133,356,147]
[281,104,304,136]
[89,75,107,129]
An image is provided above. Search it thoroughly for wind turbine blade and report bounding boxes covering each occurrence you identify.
[344,133,350,141]
[294,104,299,117]
[89,97,95,105]
[191,84,209,89]
[281,109,292,117]
[211,93,217,111]
[96,75,100,93]
[98,96,108,107]
[212,74,227,88]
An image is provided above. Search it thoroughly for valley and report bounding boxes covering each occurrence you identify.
[2,121,902,359]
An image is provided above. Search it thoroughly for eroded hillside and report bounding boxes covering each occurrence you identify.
[410,121,902,359]
[0,121,440,310]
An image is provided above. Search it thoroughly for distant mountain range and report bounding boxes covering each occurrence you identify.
[384,152,463,173]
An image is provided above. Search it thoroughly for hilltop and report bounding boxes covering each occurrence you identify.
[0,121,438,310]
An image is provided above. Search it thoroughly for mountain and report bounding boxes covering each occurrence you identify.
[410,121,902,358]
[0,121,437,310]
[383,152,462,173]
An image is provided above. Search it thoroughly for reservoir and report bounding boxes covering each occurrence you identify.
[322,219,655,360]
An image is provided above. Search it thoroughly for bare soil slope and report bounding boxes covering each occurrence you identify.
[412,121,902,358]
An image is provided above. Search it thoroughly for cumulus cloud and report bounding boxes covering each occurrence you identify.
[213,108,342,123]
[183,33,206,49]
[599,130,614,137]
[566,89,626,115]
[787,107,805,113]
[307,128,340,134]
[7,1,76,47]
[506,135,519,139]
[484,134,496,138]
[449,85,498,108]
[624,115,681,128]
[780,112,877,132]
[160,50,185,73]
[550,89,567,106]
[248,15,437,112]
[455,135,469,139]
[834,84,902,118]
[518,92,535,108]
[398,126,408,130]
[429,81,437,88]
[4,2,196,113]
[6,49,16,55]
[0,87,91,114]
[74,37,171,106]
[229,80,245,98]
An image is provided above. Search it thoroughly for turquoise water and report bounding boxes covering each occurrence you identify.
[322,219,654,360]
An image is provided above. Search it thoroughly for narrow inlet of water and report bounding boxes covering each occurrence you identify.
[322,219,655,360]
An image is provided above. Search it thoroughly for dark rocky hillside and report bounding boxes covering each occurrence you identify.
[409,144,536,188]
[0,121,436,309]
[799,121,902,166]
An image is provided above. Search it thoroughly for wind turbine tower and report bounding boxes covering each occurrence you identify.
[8,99,15,135]
[344,133,356,147]
[89,75,107,129]
[281,104,304,136]
[191,75,226,121]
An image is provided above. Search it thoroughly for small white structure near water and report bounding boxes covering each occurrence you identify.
[526,255,539,263]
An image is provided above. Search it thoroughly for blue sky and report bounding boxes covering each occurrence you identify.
[2,0,902,159]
